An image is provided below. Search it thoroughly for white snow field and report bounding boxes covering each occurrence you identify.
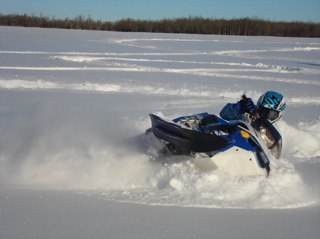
[0,26,319,238]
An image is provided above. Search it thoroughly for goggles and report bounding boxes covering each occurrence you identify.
[258,107,281,123]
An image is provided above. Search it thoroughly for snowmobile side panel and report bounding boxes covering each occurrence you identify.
[194,146,266,176]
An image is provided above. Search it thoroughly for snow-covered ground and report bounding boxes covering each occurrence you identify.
[0,26,319,238]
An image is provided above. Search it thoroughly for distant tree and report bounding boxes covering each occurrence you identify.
[0,14,319,37]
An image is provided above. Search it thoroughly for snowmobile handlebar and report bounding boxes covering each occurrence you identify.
[241,94,248,101]
[242,95,260,119]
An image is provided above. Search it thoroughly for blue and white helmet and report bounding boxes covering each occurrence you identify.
[257,91,286,124]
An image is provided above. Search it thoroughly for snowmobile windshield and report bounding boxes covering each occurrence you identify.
[251,118,282,159]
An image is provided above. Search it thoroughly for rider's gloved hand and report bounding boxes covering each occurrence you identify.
[237,97,256,114]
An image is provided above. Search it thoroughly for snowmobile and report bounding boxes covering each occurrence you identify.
[146,106,282,177]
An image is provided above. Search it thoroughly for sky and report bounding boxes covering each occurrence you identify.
[0,0,319,23]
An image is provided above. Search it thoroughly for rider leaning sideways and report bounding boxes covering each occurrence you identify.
[219,91,286,124]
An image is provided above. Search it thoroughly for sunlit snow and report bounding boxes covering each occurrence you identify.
[0,26,319,239]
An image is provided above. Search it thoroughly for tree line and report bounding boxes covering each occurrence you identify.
[0,14,319,38]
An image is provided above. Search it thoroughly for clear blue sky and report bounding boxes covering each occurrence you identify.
[1,0,319,22]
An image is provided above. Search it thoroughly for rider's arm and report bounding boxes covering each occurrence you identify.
[219,103,243,121]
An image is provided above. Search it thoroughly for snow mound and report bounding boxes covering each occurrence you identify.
[94,155,315,209]
[280,119,320,161]
[255,63,300,72]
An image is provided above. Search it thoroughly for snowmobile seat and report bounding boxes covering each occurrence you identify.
[199,115,234,134]
[199,115,218,125]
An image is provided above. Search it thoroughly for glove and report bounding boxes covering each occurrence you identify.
[237,97,256,114]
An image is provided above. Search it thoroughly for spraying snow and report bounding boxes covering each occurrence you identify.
[0,27,319,211]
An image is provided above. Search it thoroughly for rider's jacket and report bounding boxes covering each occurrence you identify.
[219,103,246,121]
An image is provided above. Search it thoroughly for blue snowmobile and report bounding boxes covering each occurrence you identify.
[146,97,282,176]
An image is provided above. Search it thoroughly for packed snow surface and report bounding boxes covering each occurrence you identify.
[0,27,319,238]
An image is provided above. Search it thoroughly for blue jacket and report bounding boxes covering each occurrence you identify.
[219,103,246,121]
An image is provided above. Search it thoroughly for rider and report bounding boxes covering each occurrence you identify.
[219,91,286,124]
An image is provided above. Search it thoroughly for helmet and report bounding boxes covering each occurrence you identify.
[257,91,286,123]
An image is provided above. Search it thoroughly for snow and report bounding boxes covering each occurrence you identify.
[0,26,320,238]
